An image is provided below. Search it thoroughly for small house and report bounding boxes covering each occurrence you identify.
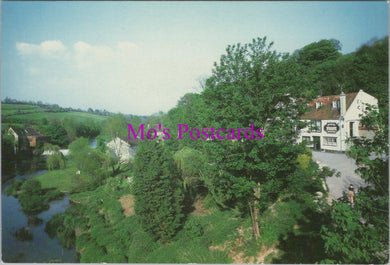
[8,126,49,153]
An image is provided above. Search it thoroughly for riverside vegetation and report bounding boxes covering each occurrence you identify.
[2,36,388,263]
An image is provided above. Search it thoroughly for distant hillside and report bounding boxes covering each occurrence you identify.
[2,103,107,130]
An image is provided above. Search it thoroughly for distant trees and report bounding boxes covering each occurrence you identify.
[295,39,342,67]
[101,114,130,140]
[133,139,184,241]
[42,120,69,147]
[292,36,388,103]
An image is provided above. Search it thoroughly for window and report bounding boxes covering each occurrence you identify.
[332,101,338,109]
[302,136,311,145]
[324,137,337,146]
[310,120,322,133]
[350,122,354,137]
[315,102,322,109]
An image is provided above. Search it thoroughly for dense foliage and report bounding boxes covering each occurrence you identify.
[320,105,389,264]
[6,35,387,263]
[133,139,185,241]
[6,178,63,215]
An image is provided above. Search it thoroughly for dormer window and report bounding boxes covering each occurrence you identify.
[315,102,322,109]
[332,101,338,109]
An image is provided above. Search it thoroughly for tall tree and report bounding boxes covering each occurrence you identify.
[201,37,308,237]
[133,139,184,241]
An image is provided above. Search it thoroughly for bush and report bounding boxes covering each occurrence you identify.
[45,213,75,249]
[201,210,240,246]
[5,179,26,196]
[21,179,42,195]
[180,216,204,238]
[297,153,311,170]
[44,189,64,201]
[19,193,49,215]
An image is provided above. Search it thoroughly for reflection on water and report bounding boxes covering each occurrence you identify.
[2,156,46,183]
[89,137,97,149]
[2,166,77,262]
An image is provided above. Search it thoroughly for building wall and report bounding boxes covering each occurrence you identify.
[298,90,378,152]
[27,136,37,147]
[106,137,135,162]
[344,90,378,121]
[298,119,344,151]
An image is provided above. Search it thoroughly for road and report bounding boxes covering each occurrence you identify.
[312,151,367,201]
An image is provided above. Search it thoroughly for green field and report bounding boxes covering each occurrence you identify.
[35,166,95,193]
[2,103,107,125]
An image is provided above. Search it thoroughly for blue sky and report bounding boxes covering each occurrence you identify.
[1,1,388,115]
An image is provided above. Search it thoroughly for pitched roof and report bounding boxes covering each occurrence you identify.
[301,92,358,120]
[9,127,26,136]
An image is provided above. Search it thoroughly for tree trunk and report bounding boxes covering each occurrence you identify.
[253,203,260,238]
[250,182,261,239]
[249,201,260,239]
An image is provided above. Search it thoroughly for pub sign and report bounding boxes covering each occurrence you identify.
[324,122,339,134]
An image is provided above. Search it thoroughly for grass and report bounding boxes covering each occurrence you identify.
[2,103,107,124]
[35,166,94,193]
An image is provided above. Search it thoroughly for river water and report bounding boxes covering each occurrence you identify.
[1,168,77,262]
[1,138,97,262]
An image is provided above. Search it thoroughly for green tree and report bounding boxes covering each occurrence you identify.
[101,114,129,139]
[2,133,15,173]
[44,120,69,147]
[69,137,111,185]
[44,143,65,170]
[133,139,184,241]
[294,39,342,67]
[63,118,78,142]
[352,36,388,109]
[201,37,309,238]
[321,105,389,263]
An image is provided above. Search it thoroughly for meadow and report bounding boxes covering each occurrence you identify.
[2,103,107,129]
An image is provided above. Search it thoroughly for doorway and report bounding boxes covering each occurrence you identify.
[313,136,321,151]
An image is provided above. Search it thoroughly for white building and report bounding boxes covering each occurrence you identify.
[42,149,69,156]
[106,137,135,162]
[298,89,378,152]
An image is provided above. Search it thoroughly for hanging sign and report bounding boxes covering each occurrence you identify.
[324,122,339,134]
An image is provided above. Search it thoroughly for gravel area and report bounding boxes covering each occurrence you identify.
[312,151,367,201]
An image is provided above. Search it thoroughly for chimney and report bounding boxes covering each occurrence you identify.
[340,91,346,117]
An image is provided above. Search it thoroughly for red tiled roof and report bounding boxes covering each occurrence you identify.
[301,92,358,120]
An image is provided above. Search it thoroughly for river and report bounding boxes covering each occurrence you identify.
[2,169,77,262]
[1,138,97,262]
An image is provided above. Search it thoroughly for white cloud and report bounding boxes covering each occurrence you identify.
[16,40,139,68]
[14,40,208,115]
[74,41,115,68]
[73,41,138,68]
[117,41,138,54]
[16,40,68,58]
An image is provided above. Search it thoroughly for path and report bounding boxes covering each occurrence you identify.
[312,151,367,201]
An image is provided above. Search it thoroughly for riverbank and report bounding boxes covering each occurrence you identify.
[2,170,77,262]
